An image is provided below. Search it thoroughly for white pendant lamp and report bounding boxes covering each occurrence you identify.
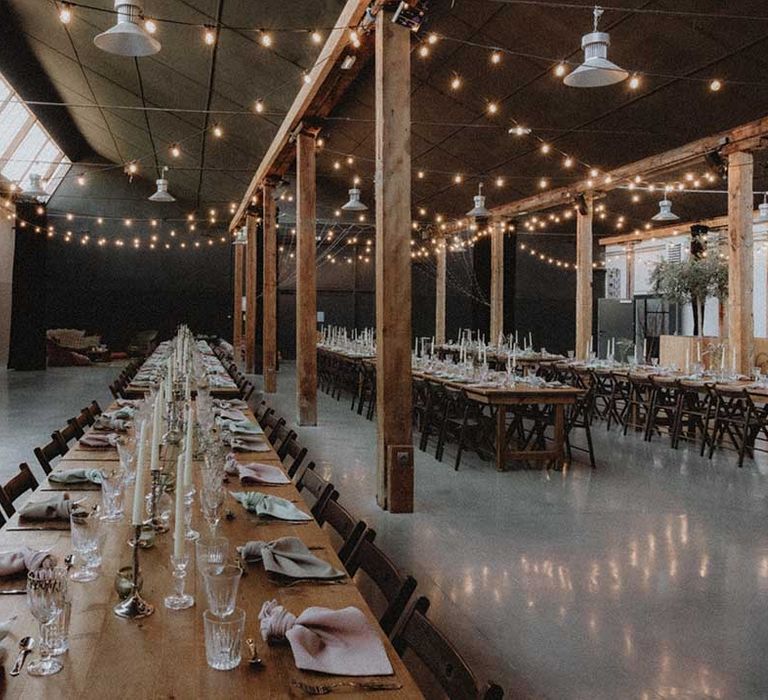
[758,193,768,223]
[466,183,490,218]
[148,167,175,202]
[24,173,47,200]
[651,198,679,222]
[341,187,368,212]
[233,227,248,245]
[564,6,628,88]
[94,1,160,57]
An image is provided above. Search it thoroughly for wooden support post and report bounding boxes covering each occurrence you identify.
[490,223,504,344]
[262,180,278,393]
[435,245,446,345]
[575,194,593,360]
[233,240,243,364]
[727,150,755,373]
[296,128,318,425]
[375,11,413,513]
[244,212,258,373]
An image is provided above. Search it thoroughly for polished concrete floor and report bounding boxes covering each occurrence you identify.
[2,363,768,698]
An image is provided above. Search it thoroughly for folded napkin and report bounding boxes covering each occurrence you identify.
[49,468,103,485]
[0,547,56,576]
[19,494,74,521]
[213,399,248,410]
[231,436,271,453]
[93,416,129,432]
[79,432,119,449]
[102,407,135,420]
[259,600,393,676]
[219,419,263,435]
[214,408,248,422]
[225,456,289,485]
[116,399,140,408]
[240,537,344,580]
[231,491,312,521]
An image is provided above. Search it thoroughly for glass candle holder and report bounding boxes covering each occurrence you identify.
[164,554,194,610]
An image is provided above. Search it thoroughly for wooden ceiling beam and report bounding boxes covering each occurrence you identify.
[229,0,374,231]
[489,113,768,220]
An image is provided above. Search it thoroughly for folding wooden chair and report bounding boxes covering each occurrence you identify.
[283,439,308,479]
[0,463,40,517]
[392,596,504,700]
[34,436,68,475]
[345,529,417,636]
[315,493,367,567]
[295,462,335,523]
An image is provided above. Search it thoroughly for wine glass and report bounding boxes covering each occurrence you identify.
[199,485,224,538]
[116,439,136,483]
[27,568,67,676]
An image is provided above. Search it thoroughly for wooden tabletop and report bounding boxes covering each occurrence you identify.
[0,408,423,698]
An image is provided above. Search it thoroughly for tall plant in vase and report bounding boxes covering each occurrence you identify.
[650,257,728,336]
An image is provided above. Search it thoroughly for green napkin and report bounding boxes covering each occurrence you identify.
[220,419,263,435]
[239,537,344,579]
[231,491,312,521]
[19,494,73,521]
[49,469,104,485]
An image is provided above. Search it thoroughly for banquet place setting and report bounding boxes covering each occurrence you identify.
[4,0,768,697]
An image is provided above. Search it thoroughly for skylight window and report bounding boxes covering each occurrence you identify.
[0,71,70,198]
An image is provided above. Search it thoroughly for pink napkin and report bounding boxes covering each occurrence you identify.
[225,457,289,485]
[215,408,248,422]
[79,432,119,449]
[0,547,56,577]
[258,600,393,676]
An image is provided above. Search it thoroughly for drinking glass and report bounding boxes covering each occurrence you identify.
[204,608,245,671]
[196,537,229,576]
[100,468,125,523]
[27,568,67,676]
[116,439,136,483]
[70,509,101,582]
[45,599,71,656]
[199,485,224,537]
[202,564,242,618]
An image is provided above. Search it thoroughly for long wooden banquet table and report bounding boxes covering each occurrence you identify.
[318,347,583,471]
[0,409,422,694]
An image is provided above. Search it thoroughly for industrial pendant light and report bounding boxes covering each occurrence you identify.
[651,197,680,222]
[148,167,175,202]
[94,1,161,57]
[758,193,768,223]
[24,173,48,200]
[564,6,628,88]
[341,187,368,212]
[466,183,491,218]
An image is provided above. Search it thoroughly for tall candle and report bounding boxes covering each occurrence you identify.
[184,403,194,488]
[132,422,147,526]
[643,338,647,363]
[732,348,737,372]
[173,453,184,558]
[150,391,161,472]
[685,347,690,372]
[697,342,702,363]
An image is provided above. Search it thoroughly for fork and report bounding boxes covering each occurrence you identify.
[291,679,402,695]
[276,577,348,588]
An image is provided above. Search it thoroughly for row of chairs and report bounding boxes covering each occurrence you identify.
[108,359,142,399]
[548,365,768,468]
[211,346,256,401]
[248,397,503,700]
[0,400,104,525]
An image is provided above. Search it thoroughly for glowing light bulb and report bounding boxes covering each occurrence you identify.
[204,27,216,46]
[311,31,322,44]
[171,144,180,158]
[563,156,573,168]
[490,51,501,64]
[450,75,462,90]
[554,62,567,77]
[212,124,223,138]
[710,79,722,92]
[629,73,640,90]
[540,143,550,154]
[144,18,157,34]
[59,4,72,24]
[487,102,499,115]
[260,32,272,47]
[254,99,265,113]
[418,45,429,58]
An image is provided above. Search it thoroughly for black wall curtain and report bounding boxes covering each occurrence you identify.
[472,235,491,337]
[8,202,47,370]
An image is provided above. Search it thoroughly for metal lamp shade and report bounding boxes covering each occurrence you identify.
[758,201,768,223]
[233,228,248,245]
[24,173,47,200]
[341,187,368,211]
[564,32,628,88]
[94,2,160,57]
[651,199,680,222]
[466,193,490,218]
[148,178,175,202]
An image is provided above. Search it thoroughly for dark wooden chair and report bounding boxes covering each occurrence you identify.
[89,400,103,417]
[55,418,84,445]
[273,425,297,461]
[392,596,504,700]
[262,413,286,446]
[345,529,417,636]
[34,436,68,475]
[295,462,335,523]
[108,381,121,400]
[240,381,255,402]
[79,406,96,427]
[284,439,308,479]
[0,463,40,517]
[316,493,367,567]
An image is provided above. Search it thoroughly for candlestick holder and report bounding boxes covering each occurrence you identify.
[164,554,194,610]
[147,470,170,533]
[184,486,200,541]
[163,396,182,446]
[114,525,155,619]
